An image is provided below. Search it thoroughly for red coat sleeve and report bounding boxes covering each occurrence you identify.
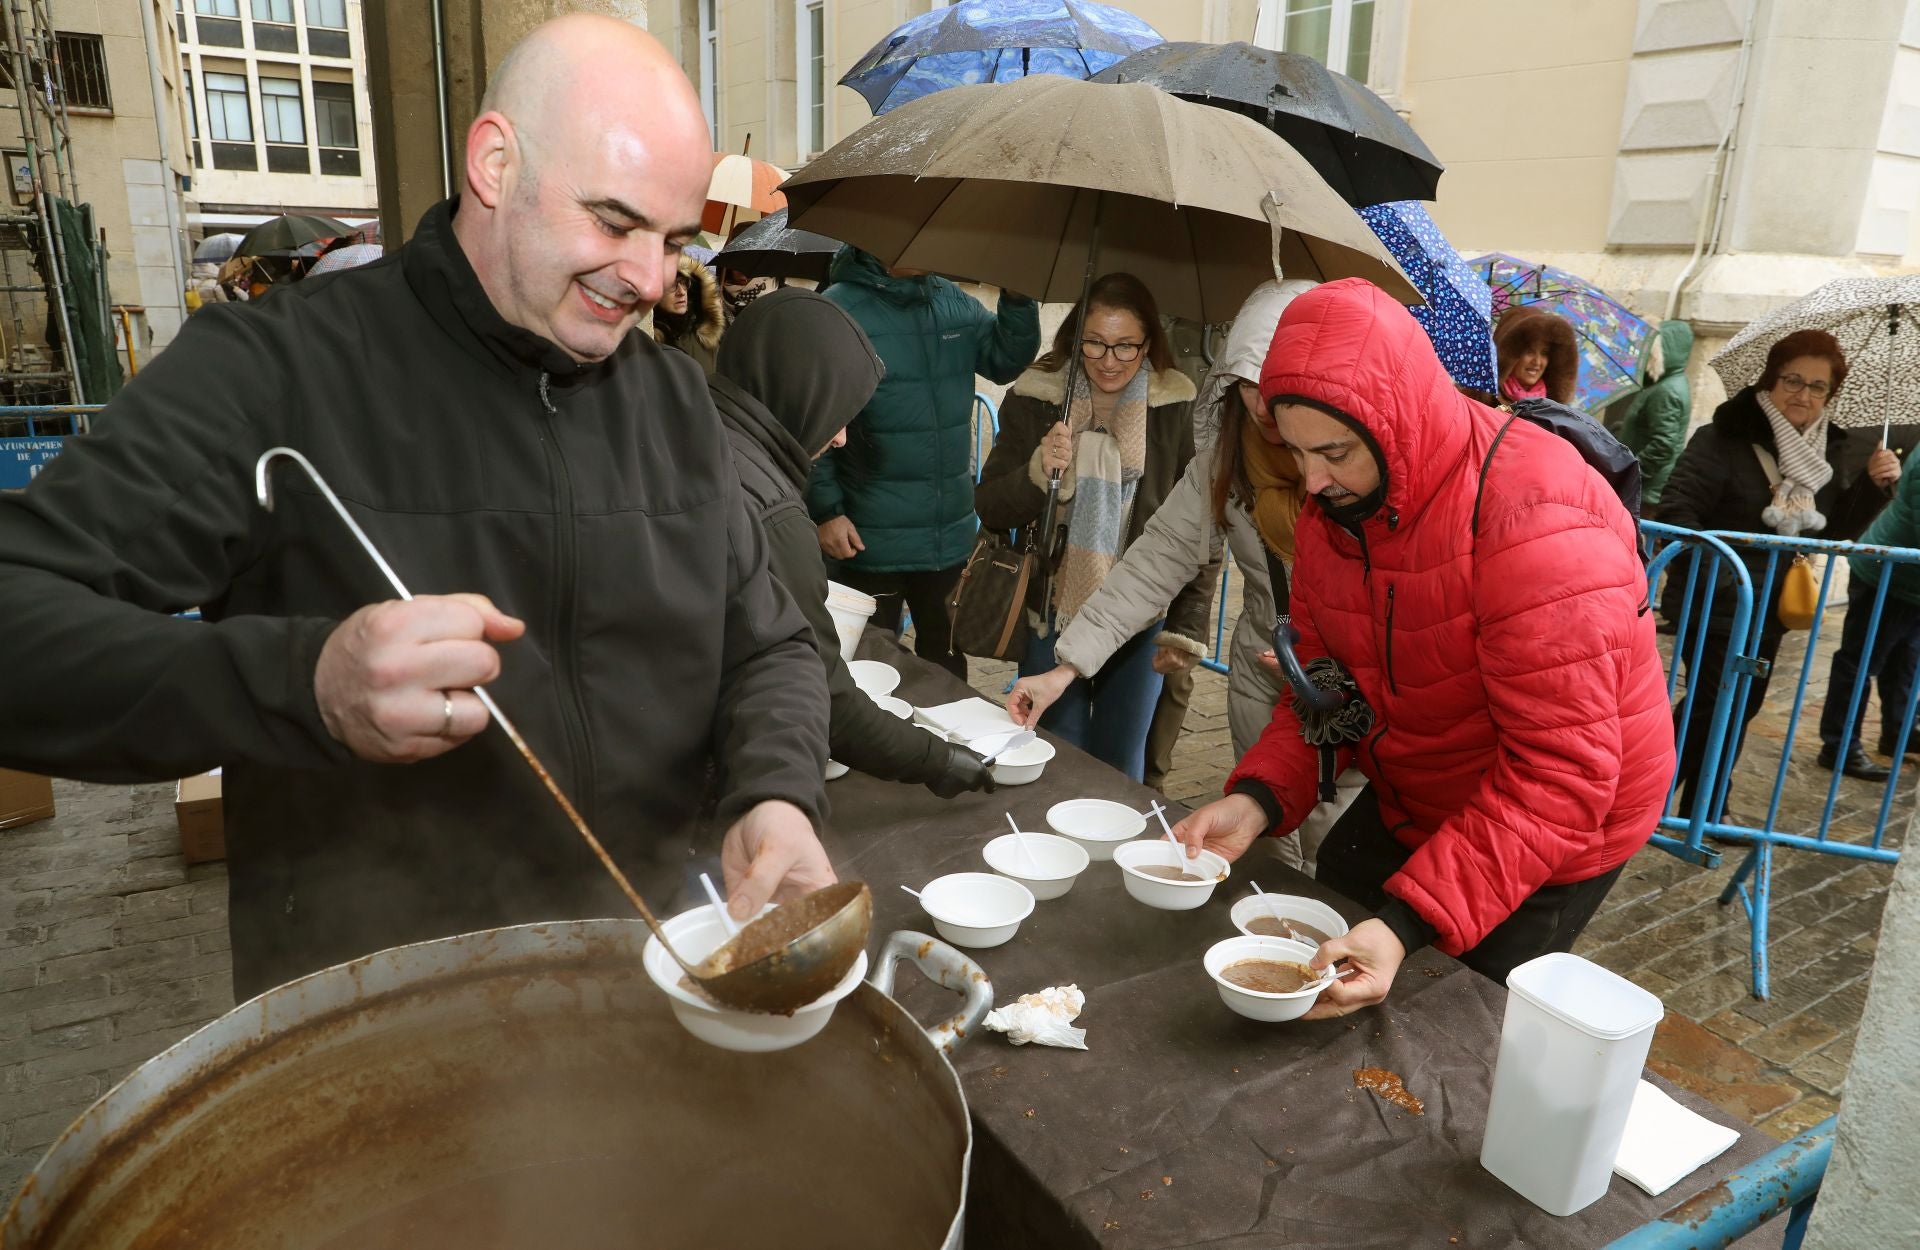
[1384,501,1640,954]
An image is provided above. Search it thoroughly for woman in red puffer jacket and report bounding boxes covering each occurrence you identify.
[1174,279,1674,1017]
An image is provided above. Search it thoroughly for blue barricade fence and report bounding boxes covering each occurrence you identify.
[0,405,101,490]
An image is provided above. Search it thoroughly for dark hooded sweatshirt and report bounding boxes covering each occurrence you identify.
[714,289,954,786]
[0,199,829,998]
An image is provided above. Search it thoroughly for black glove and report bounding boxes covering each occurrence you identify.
[925,742,996,799]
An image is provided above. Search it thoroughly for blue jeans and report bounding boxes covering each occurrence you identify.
[1021,621,1166,782]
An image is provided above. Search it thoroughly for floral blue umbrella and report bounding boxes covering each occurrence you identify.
[1358,201,1494,390]
[1466,252,1653,412]
[841,0,1163,116]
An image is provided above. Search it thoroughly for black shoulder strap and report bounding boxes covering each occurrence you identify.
[1471,413,1522,546]
[1263,544,1290,619]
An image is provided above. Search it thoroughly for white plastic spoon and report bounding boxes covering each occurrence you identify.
[1248,880,1296,941]
[1144,801,1190,872]
[1004,812,1044,873]
[699,871,739,938]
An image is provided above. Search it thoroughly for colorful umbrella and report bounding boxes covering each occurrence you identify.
[1710,275,1920,439]
[841,0,1162,116]
[1092,41,1441,207]
[702,154,787,236]
[1466,253,1653,412]
[1359,202,1493,390]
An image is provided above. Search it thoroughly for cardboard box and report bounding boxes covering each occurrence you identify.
[0,767,54,829]
[176,769,225,864]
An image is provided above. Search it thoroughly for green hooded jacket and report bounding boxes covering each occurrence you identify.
[808,246,1040,572]
[1618,319,1694,508]
[1852,453,1920,605]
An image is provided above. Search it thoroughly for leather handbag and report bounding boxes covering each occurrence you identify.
[1753,445,1820,630]
[947,526,1037,661]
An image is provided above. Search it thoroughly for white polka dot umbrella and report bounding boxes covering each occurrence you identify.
[1710,275,1920,440]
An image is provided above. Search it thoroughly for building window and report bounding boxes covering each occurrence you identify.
[54,33,112,112]
[699,0,720,148]
[195,0,239,15]
[184,57,201,167]
[204,70,251,141]
[1257,0,1374,83]
[304,0,345,27]
[252,0,298,51]
[252,0,294,20]
[805,3,826,157]
[313,79,359,176]
[258,75,302,143]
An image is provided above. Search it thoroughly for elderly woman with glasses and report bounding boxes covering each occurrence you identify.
[1660,328,1901,812]
[974,272,1203,779]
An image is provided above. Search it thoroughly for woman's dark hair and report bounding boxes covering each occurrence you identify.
[1210,379,1260,529]
[1037,272,1174,376]
[1758,328,1849,400]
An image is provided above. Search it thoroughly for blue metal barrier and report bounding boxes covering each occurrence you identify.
[1200,556,1233,676]
[1644,523,1918,998]
[0,405,103,489]
[1608,1115,1834,1250]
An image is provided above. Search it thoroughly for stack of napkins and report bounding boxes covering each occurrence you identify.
[1612,1080,1740,1195]
[912,697,1016,738]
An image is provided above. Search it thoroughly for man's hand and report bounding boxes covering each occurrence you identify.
[1171,792,1268,865]
[818,516,865,560]
[1007,663,1075,727]
[1152,644,1197,676]
[720,799,838,921]
[1868,446,1901,489]
[314,594,525,763]
[1303,918,1406,1020]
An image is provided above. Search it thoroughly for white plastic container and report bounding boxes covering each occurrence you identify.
[914,872,1035,948]
[825,581,877,662]
[1480,952,1664,1216]
[982,831,1089,900]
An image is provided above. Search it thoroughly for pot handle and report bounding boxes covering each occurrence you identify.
[868,930,994,1057]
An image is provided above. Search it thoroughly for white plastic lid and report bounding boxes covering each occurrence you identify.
[1505,952,1663,1041]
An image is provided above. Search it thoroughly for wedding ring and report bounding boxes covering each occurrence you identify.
[440,693,455,738]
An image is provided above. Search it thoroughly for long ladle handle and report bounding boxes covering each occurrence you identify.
[253,447,695,974]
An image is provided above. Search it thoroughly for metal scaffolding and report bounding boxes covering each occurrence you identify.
[0,0,96,427]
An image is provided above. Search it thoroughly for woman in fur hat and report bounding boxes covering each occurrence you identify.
[1492,304,1579,407]
[653,253,726,375]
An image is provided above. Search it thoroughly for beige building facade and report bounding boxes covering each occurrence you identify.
[656,0,1920,411]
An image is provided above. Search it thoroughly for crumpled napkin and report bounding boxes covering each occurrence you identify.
[1613,1079,1740,1195]
[984,984,1087,1050]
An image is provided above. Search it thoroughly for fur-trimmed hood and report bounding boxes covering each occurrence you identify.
[1008,362,1197,409]
[1493,304,1578,405]
[655,252,725,352]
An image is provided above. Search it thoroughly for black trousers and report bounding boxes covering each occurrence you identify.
[1818,593,1920,752]
[836,563,969,681]
[1315,790,1624,984]
[1670,623,1785,820]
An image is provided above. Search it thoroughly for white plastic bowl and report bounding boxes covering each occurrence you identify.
[982,831,1089,900]
[916,872,1035,948]
[976,735,1055,786]
[1046,798,1148,861]
[1113,839,1230,911]
[824,759,850,781]
[1230,893,1350,947]
[1203,935,1332,1021]
[871,694,913,719]
[642,903,870,1051]
[847,660,901,699]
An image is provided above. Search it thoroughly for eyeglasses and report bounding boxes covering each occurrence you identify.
[1777,373,1831,398]
[1081,339,1144,363]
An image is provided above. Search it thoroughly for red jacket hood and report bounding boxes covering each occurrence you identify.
[1259,278,1476,528]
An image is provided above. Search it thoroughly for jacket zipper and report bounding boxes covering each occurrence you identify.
[538,372,597,826]
[1363,724,1409,823]
[1383,583,1399,695]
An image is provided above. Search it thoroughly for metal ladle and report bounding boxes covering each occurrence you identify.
[254,447,871,1015]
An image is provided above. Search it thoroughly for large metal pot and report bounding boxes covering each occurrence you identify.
[2,922,992,1250]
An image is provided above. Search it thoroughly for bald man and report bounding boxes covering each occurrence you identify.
[0,17,835,999]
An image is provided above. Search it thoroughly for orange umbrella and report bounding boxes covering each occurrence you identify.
[702,153,789,235]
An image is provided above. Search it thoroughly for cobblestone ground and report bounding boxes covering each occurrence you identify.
[0,571,1900,1205]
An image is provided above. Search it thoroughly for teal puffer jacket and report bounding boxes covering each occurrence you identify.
[808,247,1039,572]
[1852,454,1920,606]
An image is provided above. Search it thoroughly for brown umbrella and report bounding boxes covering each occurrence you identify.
[782,73,1415,322]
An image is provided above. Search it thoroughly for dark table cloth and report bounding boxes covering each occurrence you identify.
[824,633,1779,1249]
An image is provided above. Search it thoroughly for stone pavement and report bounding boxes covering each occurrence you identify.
[0,575,1903,1212]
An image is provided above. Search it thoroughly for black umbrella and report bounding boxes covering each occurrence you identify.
[714,209,842,283]
[1090,41,1442,207]
[238,213,352,258]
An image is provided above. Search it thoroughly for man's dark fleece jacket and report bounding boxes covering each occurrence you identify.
[714,288,982,792]
[0,200,829,999]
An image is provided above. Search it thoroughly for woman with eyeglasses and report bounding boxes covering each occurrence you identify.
[1659,328,1901,814]
[974,273,1202,779]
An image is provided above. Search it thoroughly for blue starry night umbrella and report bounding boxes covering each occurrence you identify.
[1358,201,1494,391]
[841,0,1163,116]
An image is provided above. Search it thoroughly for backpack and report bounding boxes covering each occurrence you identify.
[1471,397,1648,564]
